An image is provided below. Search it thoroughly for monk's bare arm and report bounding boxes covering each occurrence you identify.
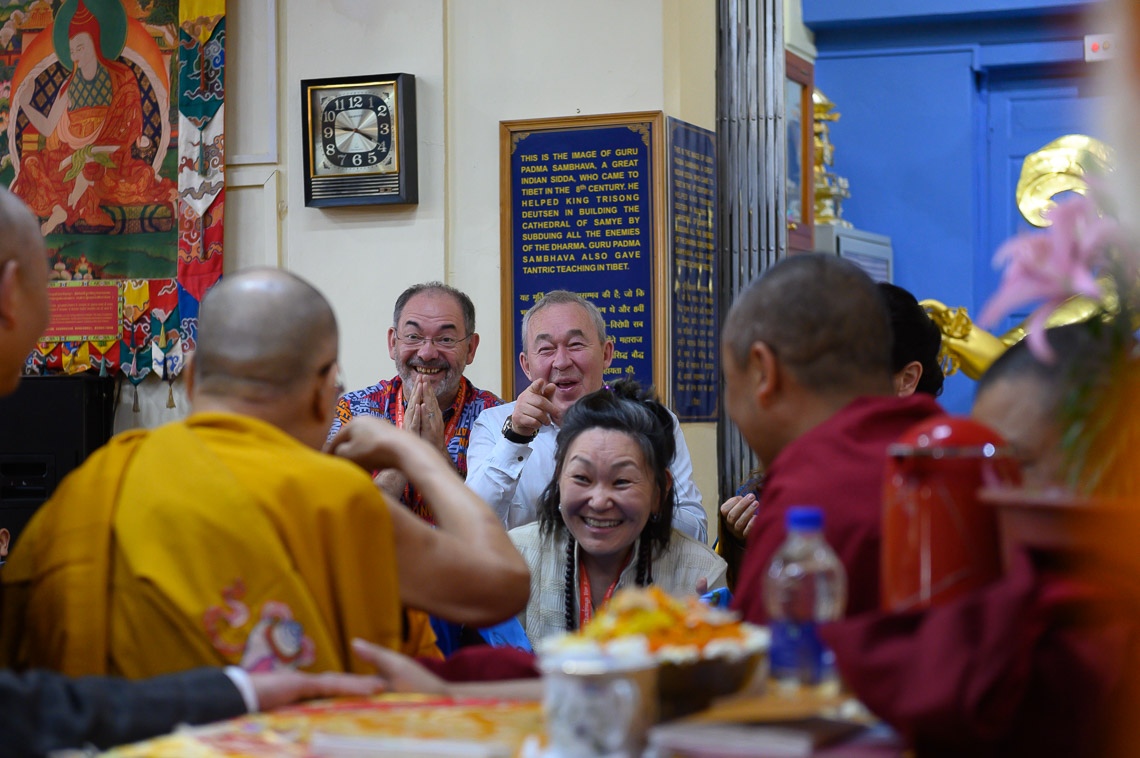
[327,418,530,626]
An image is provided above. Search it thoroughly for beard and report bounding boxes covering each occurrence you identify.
[397,356,462,405]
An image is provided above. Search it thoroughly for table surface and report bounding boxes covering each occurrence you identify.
[104,687,901,757]
[104,694,546,757]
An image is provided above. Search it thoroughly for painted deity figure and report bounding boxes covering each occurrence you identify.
[10,0,175,236]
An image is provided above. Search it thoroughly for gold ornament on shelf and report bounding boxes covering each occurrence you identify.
[923,134,1117,378]
[813,89,852,228]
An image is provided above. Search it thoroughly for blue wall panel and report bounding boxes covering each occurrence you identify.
[804,0,1091,28]
[807,0,1096,413]
[816,50,979,412]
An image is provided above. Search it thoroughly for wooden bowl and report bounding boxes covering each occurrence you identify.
[657,652,765,722]
[655,631,769,722]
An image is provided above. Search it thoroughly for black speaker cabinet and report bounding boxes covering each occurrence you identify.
[0,374,116,546]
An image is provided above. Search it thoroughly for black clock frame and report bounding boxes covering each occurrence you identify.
[300,72,418,208]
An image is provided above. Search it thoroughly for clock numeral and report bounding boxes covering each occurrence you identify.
[314,85,397,173]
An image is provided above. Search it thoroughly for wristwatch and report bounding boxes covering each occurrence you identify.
[502,416,538,444]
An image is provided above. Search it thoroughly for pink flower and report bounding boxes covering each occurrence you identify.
[979,194,1116,362]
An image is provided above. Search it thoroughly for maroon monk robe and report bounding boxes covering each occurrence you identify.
[820,547,1140,757]
[732,394,943,623]
[419,646,540,682]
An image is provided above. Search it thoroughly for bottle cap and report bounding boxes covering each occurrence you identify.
[786,505,823,531]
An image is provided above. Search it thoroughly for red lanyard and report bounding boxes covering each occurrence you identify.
[577,546,634,629]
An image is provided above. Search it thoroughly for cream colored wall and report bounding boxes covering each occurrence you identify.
[448,1,720,538]
[123,0,724,536]
[447,0,669,395]
[278,0,447,397]
[662,0,720,538]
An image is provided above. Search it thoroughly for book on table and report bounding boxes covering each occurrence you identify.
[647,717,865,757]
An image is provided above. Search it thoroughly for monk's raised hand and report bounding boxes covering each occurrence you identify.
[719,492,758,541]
[326,416,411,472]
[511,379,558,436]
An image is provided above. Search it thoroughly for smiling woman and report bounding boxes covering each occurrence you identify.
[506,380,727,647]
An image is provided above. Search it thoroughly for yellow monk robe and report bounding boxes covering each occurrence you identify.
[0,412,413,678]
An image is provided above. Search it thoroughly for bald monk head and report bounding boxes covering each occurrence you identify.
[187,268,343,451]
[972,322,1118,489]
[721,253,894,466]
[0,187,51,398]
[0,188,51,560]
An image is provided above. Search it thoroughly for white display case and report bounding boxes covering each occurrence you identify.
[813,225,893,283]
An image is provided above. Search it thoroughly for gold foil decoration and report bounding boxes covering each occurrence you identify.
[922,290,1115,379]
[1016,135,1114,227]
[920,300,1009,380]
[813,89,852,228]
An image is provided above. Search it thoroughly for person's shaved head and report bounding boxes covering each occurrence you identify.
[724,253,892,395]
[0,188,50,396]
[973,322,1117,488]
[193,269,338,401]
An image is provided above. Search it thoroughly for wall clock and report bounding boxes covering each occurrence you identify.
[301,73,418,207]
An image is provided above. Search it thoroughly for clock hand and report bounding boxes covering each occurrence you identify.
[335,125,377,141]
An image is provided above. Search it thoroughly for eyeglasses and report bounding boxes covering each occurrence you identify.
[395,333,473,351]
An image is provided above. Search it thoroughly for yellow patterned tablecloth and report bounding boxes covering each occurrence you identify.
[104,694,545,757]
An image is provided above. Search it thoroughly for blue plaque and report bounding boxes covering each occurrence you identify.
[668,118,718,422]
[501,113,664,399]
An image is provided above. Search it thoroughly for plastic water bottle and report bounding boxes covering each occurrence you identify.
[763,505,847,691]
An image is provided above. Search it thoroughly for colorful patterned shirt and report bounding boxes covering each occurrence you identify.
[329,376,502,522]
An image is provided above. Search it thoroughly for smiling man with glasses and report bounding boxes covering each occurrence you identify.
[328,282,502,524]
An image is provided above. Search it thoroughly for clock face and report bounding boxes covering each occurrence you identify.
[301,73,417,207]
[307,83,398,177]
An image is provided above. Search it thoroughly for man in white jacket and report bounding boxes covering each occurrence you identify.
[466,290,707,543]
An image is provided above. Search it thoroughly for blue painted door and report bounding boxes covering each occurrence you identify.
[979,69,1106,335]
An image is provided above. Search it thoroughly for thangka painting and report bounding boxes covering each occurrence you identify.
[0,0,224,401]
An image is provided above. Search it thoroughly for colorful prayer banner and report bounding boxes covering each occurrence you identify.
[0,0,224,381]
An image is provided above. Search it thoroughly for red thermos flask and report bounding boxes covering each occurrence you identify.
[881,415,1021,612]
